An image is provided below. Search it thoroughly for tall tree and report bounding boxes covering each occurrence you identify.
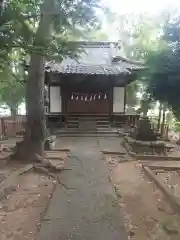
[144,40,180,119]
[140,11,180,121]
[1,0,101,160]
[114,13,162,110]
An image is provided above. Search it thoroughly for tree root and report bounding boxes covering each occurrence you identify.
[18,154,71,189]
[11,140,71,189]
[20,164,70,189]
[33,165,70,190]
[34,154,71,171]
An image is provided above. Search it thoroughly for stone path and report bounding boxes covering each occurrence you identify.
[37,137,128,240]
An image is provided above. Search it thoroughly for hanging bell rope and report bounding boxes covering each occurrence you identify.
[70,92,108,101]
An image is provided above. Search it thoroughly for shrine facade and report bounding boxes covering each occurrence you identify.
[44,41,142,128]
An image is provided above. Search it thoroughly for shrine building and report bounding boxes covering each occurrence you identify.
[44,41,143,129]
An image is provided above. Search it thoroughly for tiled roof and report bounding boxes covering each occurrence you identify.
[45,42,143,76]
[45,62,138,75]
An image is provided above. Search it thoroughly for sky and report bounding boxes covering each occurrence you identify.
[100,0,180,41]
[104,0,180,14]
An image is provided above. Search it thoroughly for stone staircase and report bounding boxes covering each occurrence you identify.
[66,116,79,128]
[66,115,110,130]
[54,115,118,137]
[114,119,125,128]
[54,128,118,137]
[79,119,97,131]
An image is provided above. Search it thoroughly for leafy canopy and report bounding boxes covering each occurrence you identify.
[144,14,180,119]
[0,0,102,112]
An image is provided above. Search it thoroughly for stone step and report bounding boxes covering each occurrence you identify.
[79,120,97,130]
[67,117,109,121]
[54,129,118,137]
[115,122,124,128]
[97,125,110,129]
[66,122,79,128]
[58,135,117,137]
[97,121,109,124]
[55,133,118,137]
[67,125,79,129]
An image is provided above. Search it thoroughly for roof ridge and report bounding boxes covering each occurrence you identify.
[112,56,144,65]
[67,41,118,45]
[65,41,119,48]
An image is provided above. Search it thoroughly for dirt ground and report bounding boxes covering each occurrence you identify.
[156,170,180,200]
[0,150,68,240]
[104,155,180,240]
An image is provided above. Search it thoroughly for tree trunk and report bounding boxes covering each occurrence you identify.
[142,100,148,117]
[25,54,45,156]
[0,0,5,13]
[14,0,55,161]
[157,103,162,132]
[10,107,17,135]
[10,108,17,119]
[160,105,166,136]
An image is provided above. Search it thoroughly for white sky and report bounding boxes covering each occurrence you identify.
[104,0,180,14]
[100,0,180,41]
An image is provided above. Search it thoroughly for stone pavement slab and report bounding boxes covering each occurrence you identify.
[97,136,126,153]
[37,137,128,240]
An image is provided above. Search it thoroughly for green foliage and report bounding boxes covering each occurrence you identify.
[143,14,180,119]
[0,0,103,76]
[174,122,180,132]
[0,49,25,115]
[115,13,163,111]
[0,69,24,115]
[0,0,102,70]
[116,13,162,60]
[126,81,140,107]
[0,0,102,112]
[85,28,108,41]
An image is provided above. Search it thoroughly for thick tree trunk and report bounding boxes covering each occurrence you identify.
[13,55,45,160]
[14,0,55,161]
[25,54,46,156]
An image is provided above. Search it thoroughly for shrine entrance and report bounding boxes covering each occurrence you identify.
[66,91,110,114]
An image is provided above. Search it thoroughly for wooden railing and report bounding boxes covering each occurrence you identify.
[150,122,169,139]
[0,116,26,138]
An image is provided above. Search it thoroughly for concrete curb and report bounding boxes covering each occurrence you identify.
[133,154,180,161]
[142,165,180,215]
[147,165,180,171]
[45,149,70,152]
[122,140,180,161]
[101,150,126,155]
